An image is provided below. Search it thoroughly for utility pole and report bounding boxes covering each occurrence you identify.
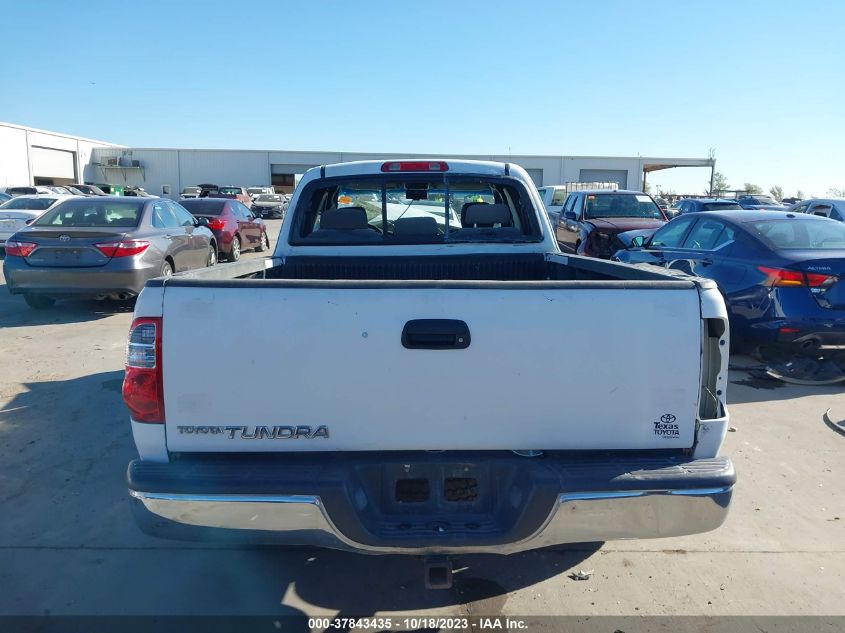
[708,148,717,196]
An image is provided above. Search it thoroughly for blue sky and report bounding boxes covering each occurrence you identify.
[1,0,843,196]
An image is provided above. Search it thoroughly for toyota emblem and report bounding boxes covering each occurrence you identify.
[58,234,71,242]
[660,414,676,424]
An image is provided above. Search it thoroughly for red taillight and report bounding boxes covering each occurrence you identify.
[779,327,802,334]
[757,265,837,288]
[805,272,836,287]
[5,240,37,257]
[122,317,164,423]
[380,161,449,172]
[95,240,150,258]
[207,218,225,231]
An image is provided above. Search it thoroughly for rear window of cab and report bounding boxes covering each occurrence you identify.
[292,175,542,245]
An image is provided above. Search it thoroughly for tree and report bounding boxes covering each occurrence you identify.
[769,185,784,202]
[743,183,763,194]
[796,190,805,199]
[643,181,652,194]
[711,172,729,194]
[827,187,845,198]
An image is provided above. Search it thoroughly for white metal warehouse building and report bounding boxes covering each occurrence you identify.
[0,121,715,198]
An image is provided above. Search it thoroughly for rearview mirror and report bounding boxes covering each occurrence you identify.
[631,235,646,247]
[564,210,577,221]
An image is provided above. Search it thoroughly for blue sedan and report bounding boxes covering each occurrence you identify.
[613,210,845,353]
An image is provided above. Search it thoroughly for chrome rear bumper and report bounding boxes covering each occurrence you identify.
[129,453,734,554]
[132,486,731,554]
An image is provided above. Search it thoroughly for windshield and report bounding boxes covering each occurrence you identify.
[182,187,201,194]
[34,200,144,227]
[584,193,663,219]
[247,188,268,195]
[218,187,241,195]
[748,218,845,250]
[0,197,57,210]
[255,194,282,202]
[702,202,742,211]
[747,196,778,205]
[296,176,539,244]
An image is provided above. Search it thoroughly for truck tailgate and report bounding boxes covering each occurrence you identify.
[162,285,703,452]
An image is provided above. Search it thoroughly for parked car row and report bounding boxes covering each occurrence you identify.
[545,185,845,356]
[1,184,105,197]
[1,195,271,308]
[179,183,290,219]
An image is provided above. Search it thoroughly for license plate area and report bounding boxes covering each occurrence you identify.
[335,457,551,544]
[44,248,86,264]
[385,463,487,511]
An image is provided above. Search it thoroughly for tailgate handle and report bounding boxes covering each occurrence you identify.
[402,319,471,350]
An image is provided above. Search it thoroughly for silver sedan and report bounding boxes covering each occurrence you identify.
[3,197,217,309]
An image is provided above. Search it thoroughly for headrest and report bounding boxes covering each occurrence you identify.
[463,203,512,227]
[320,206,368,230]
[394,216,439,237]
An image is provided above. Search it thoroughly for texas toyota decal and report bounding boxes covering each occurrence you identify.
[653,413,680,438]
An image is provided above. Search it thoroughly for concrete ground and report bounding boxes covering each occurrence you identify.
[0,219,843,618]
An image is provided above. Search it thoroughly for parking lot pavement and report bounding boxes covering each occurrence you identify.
[0,224,843,617]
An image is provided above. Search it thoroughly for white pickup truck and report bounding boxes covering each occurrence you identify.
[124,160,734,570]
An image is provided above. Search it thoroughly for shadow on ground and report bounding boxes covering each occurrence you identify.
[728,369,844,406]
[0,296,135,328]
[266,543,601,621]
[0,371,599,620]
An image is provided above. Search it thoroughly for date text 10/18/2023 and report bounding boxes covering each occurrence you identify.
[308,617,529,630]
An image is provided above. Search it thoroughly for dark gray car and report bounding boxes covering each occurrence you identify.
[3,197,217,309]
[251,193,286,219]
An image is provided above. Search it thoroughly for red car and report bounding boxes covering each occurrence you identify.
[179,198,269,261]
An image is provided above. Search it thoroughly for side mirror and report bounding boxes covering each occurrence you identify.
[631,235,646,248]
[564,210,577,221]
[195,216,209,227]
